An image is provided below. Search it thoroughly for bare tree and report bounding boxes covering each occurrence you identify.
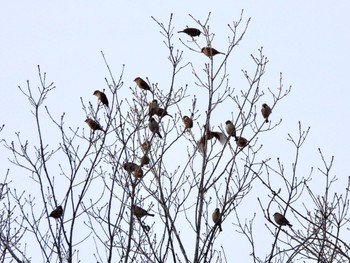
[1,12,348,263]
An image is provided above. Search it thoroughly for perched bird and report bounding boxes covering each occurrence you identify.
[148,117,162,138]
[178,27,201,37]
[273,212,292,227]
[261,103,272,123]
[156,108,172,118]
[123,162,144,178]
[235,136,248,148]
[201,47,225,58]
[212,208,223,232]
[198,124,226,153]
[140,155,150,167]
[134,77,152,92]
[49,206,63,219]
[182,116,193,129]
[141,140,150,152]
[131,205,155,218]
[148,100,160,116]
[93,90,109,107]
[225,120,237,139]
[85,118,103,131]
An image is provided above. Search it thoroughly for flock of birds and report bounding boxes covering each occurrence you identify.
[47,27,292,232]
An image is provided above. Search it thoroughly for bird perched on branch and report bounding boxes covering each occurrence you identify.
[131,205,155,218]
[178,27,201,37]
[85,118,103,131]
[225,120,237,139]
[123,162,144,178]
[201,47,225,57]
[148,100,160,116]
[140,155,150,167]
[273,212,292,227]
[235,136,248,148]
[212,208,223,232]
[141,140,150,152]
[261,103,272,123]
[134,77,152,93]
[93,90,109,107]
[198,124,226,153]
[48,206,63,219]
[148,117,162,138]
[182,116,193,129]
[156,108,172,118]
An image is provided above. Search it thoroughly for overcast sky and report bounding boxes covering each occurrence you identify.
[1,1,350,261]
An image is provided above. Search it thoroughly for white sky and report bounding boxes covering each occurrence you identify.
[1,1,350,262]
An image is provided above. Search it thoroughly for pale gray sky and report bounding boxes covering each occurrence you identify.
[1,1,350,261]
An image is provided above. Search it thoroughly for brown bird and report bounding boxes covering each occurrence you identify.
[201,47,225,58]
[140,155,150,167]
[123,162,143,178]
[156,108,172,118]
[182,116,193,129]
[85,118,103,131]
[134,77,152,92]
[93,90,109,107]
[261,103,272,123]
[141,140,150,152]
[235,136,248,148]
[148,117,162,138]
[178,27,201,37]
[225,120,237,139]
[148,100,160,116]
[273,212,292,227]
[49,206,63,219]
[131,205,155,218]
[212,208,223,232]
[198,124,226,153]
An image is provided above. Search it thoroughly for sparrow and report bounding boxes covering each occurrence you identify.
[225,120,237,139]
[140,155,150,167]
[273,212,292,227]
[156,108,172,118]
[85,118,103,131]
[49,206,63,219]
[141,140,150,152]
[148,117,162,138]
[148,100,160,116]
[178,27,201,37]
[198,124,226,153]
[93,90,109,107]
[201,47,225,58]
[212,208,223,232]
[134,77,152,92]
[235,136,248,148]
[131,205,155,218]
[182,116,193,129]
[261,103,272,123]
[123,162,144,178]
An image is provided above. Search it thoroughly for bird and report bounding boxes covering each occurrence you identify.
[93,90,109,107]
[212,208,223,232]
[134,77,152,92]
[131,205,155,218]
[85,118,103,131]
[148,100,160,116]
[123,162,143,178]
[201,47,225,57]
[49,206,63,219]
[148,117,162,138]
[140,155,150,167]
[141,140,150,152]
[225,120,237,139]
[178,27,201,37]
[273,212,292,227]
[156,108,172,118]
[261,103,272,123]
[198,124,226,153]
[235,136,248,148]
[182,116,193,129]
